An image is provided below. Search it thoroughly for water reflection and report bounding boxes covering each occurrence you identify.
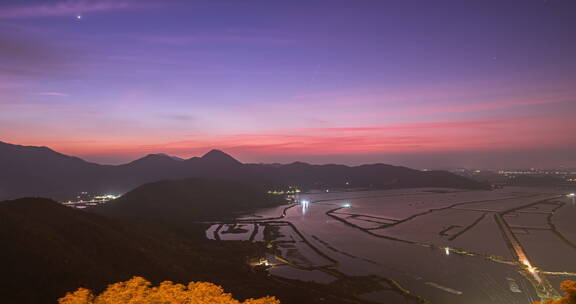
[204,188,572,303]
[301,199,309,215]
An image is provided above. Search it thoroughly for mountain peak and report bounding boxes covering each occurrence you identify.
[151,153,184,161]
[201,149,241,165]
[127,153,182,166]
[141,153,172,160]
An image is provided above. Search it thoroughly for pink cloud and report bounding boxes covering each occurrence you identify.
[24,115,572,164]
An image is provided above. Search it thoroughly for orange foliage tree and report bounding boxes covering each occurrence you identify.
[59,276,280,304]
[535,281,576,304]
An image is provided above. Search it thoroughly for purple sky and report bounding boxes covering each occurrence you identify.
[1,0,575,168]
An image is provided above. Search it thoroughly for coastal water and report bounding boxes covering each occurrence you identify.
[207,187,575,303]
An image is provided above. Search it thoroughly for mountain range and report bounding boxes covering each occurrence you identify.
[0,141,489,200]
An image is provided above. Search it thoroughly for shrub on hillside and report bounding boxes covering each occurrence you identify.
[59,276,280,304]
[534,281,576,304]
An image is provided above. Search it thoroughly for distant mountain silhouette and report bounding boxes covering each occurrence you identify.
[0,141,489,200]
[127,153,183,166]
[0,197,338,304]
[244,162,487,190]
[201,149,242,165]
[93,178,285,231]
[0,141,106,199]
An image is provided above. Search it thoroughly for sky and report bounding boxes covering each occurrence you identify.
[0,0,575,168]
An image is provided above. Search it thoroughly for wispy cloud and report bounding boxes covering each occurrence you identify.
[138,34,297,46]
[0,0,149,20]
[34,92,70,97]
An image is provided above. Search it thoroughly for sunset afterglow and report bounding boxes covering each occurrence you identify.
[1,0,575,167]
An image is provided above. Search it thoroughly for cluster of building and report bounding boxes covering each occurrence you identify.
[61,192,120,209]
[266,187,302,195]
[496,168,576,177]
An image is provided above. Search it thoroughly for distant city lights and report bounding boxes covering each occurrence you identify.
[267,188,301,195]
[94,194,120,200]
[61,192,120,208]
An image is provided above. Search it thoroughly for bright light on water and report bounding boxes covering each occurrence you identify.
[301,200,309,215]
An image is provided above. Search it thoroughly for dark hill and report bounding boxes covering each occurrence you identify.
[0,197,338,304]
[201,149,242,165]
[0,141,489,200]
[0,141,104,199]
[94,178,285,231]
[126,153,182,166]
[244,162,487,190]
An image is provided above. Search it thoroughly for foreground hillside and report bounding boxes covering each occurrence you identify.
[0,141,489,200]
[93,178,285,232]
[0,198,341,304]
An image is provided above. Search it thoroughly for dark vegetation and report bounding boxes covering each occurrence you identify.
[92,178,286,234]
[0,197,348,304]
[0,141,489,201]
